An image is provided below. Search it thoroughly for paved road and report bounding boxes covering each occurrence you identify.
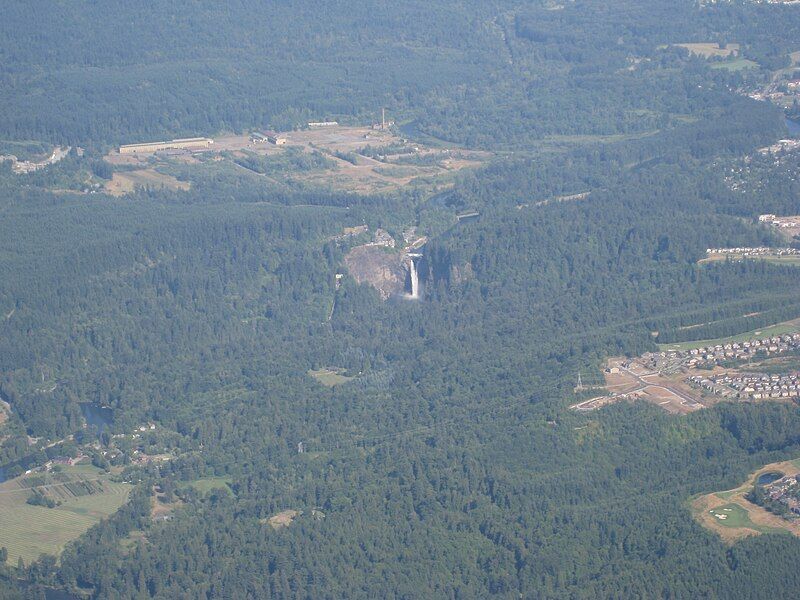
[621,366,702,409]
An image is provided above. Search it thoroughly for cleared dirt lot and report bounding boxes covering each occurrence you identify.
[104,169,190,196]
[573,358,707,414]
[104,126,487,195]
[265,509,299,529]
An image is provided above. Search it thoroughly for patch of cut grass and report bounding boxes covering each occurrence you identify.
[707,503,786,534]
[710,58,758,72]
[189,477,233,495]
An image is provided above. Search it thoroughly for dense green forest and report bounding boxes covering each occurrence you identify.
[3,0,800,598]
[0,0,798,148]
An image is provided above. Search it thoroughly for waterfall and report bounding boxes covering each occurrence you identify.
[409,257,420,299]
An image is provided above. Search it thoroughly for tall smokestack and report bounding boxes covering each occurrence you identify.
[382,108,386,130]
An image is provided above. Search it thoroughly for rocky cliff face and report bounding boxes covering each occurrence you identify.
[344,245,408,300]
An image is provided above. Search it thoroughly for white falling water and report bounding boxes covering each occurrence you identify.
[409,256,420,299]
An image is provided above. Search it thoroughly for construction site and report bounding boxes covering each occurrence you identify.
[572,329,800,414]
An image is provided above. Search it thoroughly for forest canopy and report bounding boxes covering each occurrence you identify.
[2,1,800,598]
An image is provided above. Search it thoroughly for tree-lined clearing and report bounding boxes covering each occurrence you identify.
[658,318,800,352]
[692,459,800,543]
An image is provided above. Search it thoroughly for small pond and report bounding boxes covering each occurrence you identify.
[757,471,784,486]
[80,402,113,433]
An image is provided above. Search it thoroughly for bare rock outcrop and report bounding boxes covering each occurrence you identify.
[344,245,408,300]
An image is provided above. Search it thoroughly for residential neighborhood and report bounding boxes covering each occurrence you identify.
[705,246,800,258]
[646,332,800,370]
[689,372,800,400]
[574,331,800,413]
[752,473,800,520]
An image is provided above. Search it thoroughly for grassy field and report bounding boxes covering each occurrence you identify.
[189,477,233,495]
[104,169,191,196]
[760,256,800,266]
[658,318,800,352]
[308,368,354,387]
[0,466,131,564]
[708,503,754,528]
[710,58,758,72]
[675,43,740,58]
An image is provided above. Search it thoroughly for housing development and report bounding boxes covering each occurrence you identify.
[573,330,800,413]
[752,473,800,519]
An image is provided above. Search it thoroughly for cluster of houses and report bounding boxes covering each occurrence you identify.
[758,214,800,228]
[23,454,88,475]
[646,333,800,372]
[689,372,800,400]
[757,139,800,155]
[706,247,800,257]
[0,146,72,174]
[365,228,396,248]
[762,474,800,517]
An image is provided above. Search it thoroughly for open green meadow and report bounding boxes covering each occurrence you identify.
[0,466,131,564]
[710,58,758,71]
[189,477,233,495]
[658,318,800,352]
[701,254,800,267]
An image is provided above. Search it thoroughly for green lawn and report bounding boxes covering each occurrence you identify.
[658,319,800,352]
[708,503,787,534]
[189,477,233,495]
[702,254,800,267]
[760,256,800,266]
[0,475,131,564]
[708,504,753,528]
[710,58,758,71]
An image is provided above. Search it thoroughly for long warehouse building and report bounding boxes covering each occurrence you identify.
[119,137,213,154]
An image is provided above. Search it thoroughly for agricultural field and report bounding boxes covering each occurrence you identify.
[0,465,131,564]
[692,459,800,543]
[658,317,800,352]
